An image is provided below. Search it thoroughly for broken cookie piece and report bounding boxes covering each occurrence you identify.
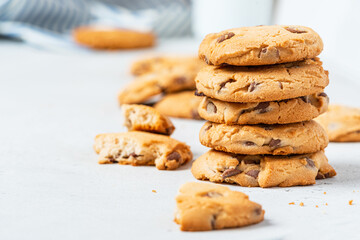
[175,182,265,231]
[191,150,336,188]
[94,131,192,170]
[122,104,175,135]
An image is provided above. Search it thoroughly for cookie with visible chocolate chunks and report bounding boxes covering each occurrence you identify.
[199,25,323,66]
[191,150,336,188]
[199,120,328,155]
[122,104,175,135]
[198,93,329,125]
[94,131,192,170]
[175,182,265,231]
[315,104,360,142]
[195,58,329,103]
[154,91,202,120]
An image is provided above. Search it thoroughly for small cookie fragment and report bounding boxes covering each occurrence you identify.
[94,131,192,170]
[175,182,264,231]
[199,25,323,66]
[195,58,329,103]
[154,91,202,119]
[199,120,328,155]
[198,93,329,125]
[73,27,155,49]
[191,150,336,188]
[315,104,360,142]
[122,104,175,135]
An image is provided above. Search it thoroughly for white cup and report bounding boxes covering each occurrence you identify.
[192,0,274,39]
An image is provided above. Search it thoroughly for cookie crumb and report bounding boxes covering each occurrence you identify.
[299,202,304,207]
[349,200,353,205]
[315,205,319,208]
[323,192,326,195]
[289,202,295,205]
[152,190,157,193]
[325,203,328,206]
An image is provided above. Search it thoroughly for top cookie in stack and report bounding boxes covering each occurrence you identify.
[192,25,336,188]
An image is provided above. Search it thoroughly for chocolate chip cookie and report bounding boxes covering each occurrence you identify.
[195,58,329,103]
[315,104,360,142]
[154,91,202,120]
[198,93,328,125]
[73,27,156,49]
[94,131,192,170]
[191,150,336,188]
[199,25,323,66]
[130,55,205,76]
[199,120,328,155]
[175,182,265,231]
[122,104,175,135]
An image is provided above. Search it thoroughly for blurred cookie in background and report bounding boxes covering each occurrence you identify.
[73,27,156,49]
[315,104,360,142]
[154,91,202,120]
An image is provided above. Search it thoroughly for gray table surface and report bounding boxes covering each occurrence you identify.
[1,40,360,240]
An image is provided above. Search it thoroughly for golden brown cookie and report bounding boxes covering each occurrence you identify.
[94,131,192,170]
[73,27,155,49]
[198,93,329,125]
[191,150,336,188]
[175,182,265,231]
[199,25,323,66]
[122,104,175,135]
[315,104,360,142]
[195,58,329,103]
[154,91,202,119]
[199,121,328,155]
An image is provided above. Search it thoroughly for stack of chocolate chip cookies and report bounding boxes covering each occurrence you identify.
[192,25,336,188]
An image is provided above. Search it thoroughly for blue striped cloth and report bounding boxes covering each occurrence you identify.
[0,0,191,37]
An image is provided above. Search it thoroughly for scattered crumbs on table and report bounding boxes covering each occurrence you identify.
[299,202,304,207]
[288,202,295,205]
[349,200,353,205]
[152,190,157,193]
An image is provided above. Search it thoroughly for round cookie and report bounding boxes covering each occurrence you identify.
[315,104,360,142]
[195,58,329,103]
[191,150,336,188]
[199,25,323,66]
[130,56,205,76]
[154,91,202,120]
[175,182,265,231]
[73,27,155,49]
[198,92,329,125]
[199,120,328,155]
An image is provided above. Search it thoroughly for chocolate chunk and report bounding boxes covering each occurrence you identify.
[258,124,273,130]
[243,158,260,165]
[254,102,270,114]
[268,138,281,148]
[194,89,205,96]
[305,157,315,168]
[202,191,223,198]
[221,168,242,179]
[316,172,330,179]
[244,141,255,146]
[285,27,307,34]
[245,169,260,179]
[129,152,141,158]
[165,127,173,135]
[258,47,268,58]
[217,32,235,43]
[191,109,201,120]
[248,82,259,92]
[203,55,209,64]
[211,215,217,229]
[174,76,186,84]
[254,207,262,215]
[279,82,283,89]
[167,152,181,161]
[108,157,118,163]
[219,79,236,90]
[204,123,212,131]
[206,101,217,113]
[319,92,327,97]
[300,96,309,103]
